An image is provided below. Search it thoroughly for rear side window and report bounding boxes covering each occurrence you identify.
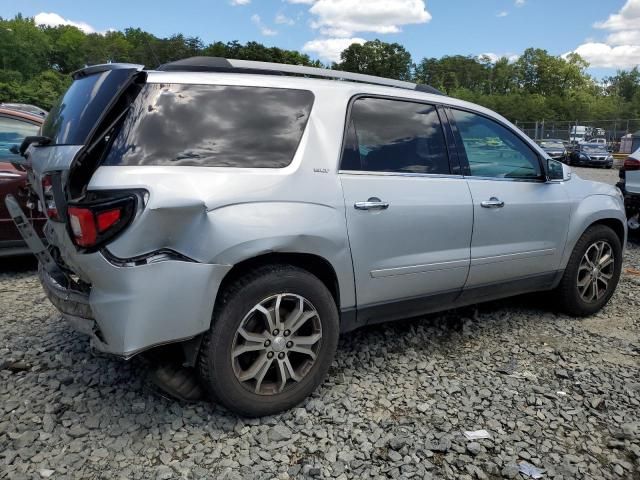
[341,97,450,174]
[0,116,40,159]
[42,68,135,145]
[103,84,314,168]
[451,109,541,179]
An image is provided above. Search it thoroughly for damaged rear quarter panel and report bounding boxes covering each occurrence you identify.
[86,90,356,309]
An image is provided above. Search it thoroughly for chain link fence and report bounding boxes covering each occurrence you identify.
[514,119,640,152]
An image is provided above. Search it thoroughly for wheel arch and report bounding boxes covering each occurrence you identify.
[216,252,342,311]
[561,195,627,270]
[589,217,626,248]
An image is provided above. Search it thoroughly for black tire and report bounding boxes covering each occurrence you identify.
[555,225,622,316]
[198,265,339,417]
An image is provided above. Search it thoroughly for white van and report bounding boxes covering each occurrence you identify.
[570,125,588,143]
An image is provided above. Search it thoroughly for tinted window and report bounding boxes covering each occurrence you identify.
[103,84,314,168]
[42,68,135,145]
[451,109,541,179]
[0,116,40,160]
[342,97,449,174]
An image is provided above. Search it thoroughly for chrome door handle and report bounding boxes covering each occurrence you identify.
[354,198,389,210]
[480,197,504,208]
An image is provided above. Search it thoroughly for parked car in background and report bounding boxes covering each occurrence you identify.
[0,107,45,256]
[617,147,640,235]
[568,143,614,168]
[537,139,568,162]
[0,103,48,117]
[7,59,627,416]
[590,137,608,146]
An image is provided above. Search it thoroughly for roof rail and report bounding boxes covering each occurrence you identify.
[157,57,443,95]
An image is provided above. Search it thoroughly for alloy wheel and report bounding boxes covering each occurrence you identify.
[576,240,615,303]
[231,293,322,395]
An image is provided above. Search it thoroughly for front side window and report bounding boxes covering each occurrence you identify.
[103,84,314,168]
[451,109,541,179]
[341,97,450,174]
[0,116,40,160]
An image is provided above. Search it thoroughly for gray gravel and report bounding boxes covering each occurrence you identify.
[571,165,621,185]
[1,166,639,479]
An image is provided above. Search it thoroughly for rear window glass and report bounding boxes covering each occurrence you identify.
[42,68,135,145]
[102,84,314,168]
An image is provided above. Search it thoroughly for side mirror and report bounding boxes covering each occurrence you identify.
[547,158,570,181]
[9,144,20,155]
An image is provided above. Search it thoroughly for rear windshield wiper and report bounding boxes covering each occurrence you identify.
[18,135,52,156]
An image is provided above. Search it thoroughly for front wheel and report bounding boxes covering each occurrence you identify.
[198,265,339,417]
[555,225,622,316]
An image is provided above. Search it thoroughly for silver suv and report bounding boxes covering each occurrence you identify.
[7,58,627,416]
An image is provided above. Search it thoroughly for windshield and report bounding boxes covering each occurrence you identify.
[540,141,564,148]
[582,144,608,153]
[41,68,136,145]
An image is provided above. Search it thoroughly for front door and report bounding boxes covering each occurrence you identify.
[339,97,473,322]
[448,108,570,290]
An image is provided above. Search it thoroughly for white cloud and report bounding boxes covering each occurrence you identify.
[594,0,640,31]
[568,0,640,68]
[34,12,96,33]
[275,13,295,26]
[515,0,525,6]
[308,0,431,37]
[302,37,366,62]
[607,29,640,46]
[251,14,277,36]
[571,42,640,69]
[496,11,509,17]
[230,0,251,5]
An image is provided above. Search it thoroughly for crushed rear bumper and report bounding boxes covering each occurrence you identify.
[39,251,232,358]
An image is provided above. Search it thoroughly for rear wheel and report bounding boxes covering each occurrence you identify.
[555,225,622,316]
[198,265,339,416]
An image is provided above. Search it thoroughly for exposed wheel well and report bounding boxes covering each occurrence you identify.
[589,218,626,247]
[216,252,340,309]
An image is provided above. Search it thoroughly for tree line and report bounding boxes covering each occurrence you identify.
[1,14,639,125]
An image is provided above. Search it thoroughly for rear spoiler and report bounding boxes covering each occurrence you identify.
[71,63,145,80]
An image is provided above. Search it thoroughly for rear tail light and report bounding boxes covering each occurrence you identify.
[67,195,136,250]
[41,174,60,220]
[622,156,640,171]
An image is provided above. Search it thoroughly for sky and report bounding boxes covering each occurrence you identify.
[1,0,639,77]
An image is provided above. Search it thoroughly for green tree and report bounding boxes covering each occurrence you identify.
[0,14,50,76]
[606,67,640,102]
[514,48,590,96]
[43,25,87,72]
[335,39,413,81]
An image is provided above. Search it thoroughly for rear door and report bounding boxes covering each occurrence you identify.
[339,96,473,322]
[448,108,570,293]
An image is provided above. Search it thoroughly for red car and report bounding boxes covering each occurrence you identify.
[0,107,45,256]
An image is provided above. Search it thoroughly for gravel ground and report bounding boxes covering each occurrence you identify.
[1,166,639,480]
